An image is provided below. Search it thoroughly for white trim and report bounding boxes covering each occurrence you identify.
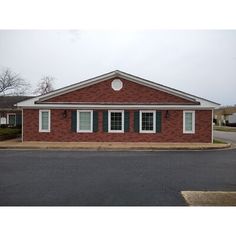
[7,113,16,126]
[183,111,195,134]
[108,110,124,133]
[16,70,220,109]
[211,109,214,143]
[16,104,217,110]
[22,109,24,142]
[39,110,51,132]
[139,110,156,133]
[111,79,123,91]
[77,110,93,133]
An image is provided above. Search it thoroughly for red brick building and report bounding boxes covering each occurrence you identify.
[17,70,219,143]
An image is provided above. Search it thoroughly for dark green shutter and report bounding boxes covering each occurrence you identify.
[71,110,77,132]
[134,111,139,132]
[103,111,108,132]
[124,111,130,132]
[16,113,22,126]
[156,111,162,133]
[93,111,98,132]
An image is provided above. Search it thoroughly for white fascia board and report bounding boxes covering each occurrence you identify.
[117,71,220,107]
[16,71,117,107]
[195,99,220,109]
[16,70,220,108]
[118,72,195,101]
[16,104,216,110]
[16,97,219,110]
[37,71,198,103]
[37,72,117,101]
[16,94,219,109]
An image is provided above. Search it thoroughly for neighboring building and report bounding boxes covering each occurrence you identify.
[17,70,219,143]
[228,113,236,124]
[0,96,33,127]
[214,106,236,126]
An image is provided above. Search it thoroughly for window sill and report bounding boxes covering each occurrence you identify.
[108,130,124,133]
[39,130,50,133]
[139,130,156,133]
[77,130,93,133]
[183,131,195,134]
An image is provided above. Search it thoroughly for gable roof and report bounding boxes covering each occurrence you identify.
[16,70,220,109]
[0,96,34,110]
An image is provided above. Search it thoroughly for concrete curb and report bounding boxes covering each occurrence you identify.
[181,191,236,206]
[0,142,231,151]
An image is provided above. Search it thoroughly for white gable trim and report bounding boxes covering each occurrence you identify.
[16,70,220,108]
[36,71,197,103]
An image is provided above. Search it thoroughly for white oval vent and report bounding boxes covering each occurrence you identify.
[111,79,123,91]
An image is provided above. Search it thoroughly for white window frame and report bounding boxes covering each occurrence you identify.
[183,110,195,134]
[77,110,93,133]
[39,110,51,132]
[108,110,124,133]
[139,110,156,133]
[7,113,16,126]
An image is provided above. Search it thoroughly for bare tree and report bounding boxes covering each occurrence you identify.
[0,68,30,95]
[34,76,55,95]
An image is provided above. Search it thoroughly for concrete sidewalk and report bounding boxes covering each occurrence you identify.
[182,191,236,206]
[0,139,231,150]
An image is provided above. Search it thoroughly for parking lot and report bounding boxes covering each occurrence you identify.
[0,149,236,206]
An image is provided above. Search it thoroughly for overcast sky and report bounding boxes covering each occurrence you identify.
[0,30,235,105]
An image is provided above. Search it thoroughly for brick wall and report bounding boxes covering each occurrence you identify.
[23,109,212,143]
[44,77,198,105]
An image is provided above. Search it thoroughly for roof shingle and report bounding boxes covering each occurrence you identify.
[0,96,34,109]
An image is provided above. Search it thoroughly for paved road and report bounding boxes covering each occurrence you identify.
[214,130,236,144]
[0,149,236,206]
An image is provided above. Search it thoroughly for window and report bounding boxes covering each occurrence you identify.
[108,110,124,132]
[77,110,93,132]
[183,111,195,134]
[140,111,156,133]
[7,113,16,126]
[39,110,50,132]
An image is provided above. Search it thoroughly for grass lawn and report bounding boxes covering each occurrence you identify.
[213,139,227,144]
[214,126,236,132]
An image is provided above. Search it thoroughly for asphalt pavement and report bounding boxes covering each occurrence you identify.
[214,130,236,145]
[0,149,236,206]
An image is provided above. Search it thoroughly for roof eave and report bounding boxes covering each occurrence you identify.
[16,70,219,108]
